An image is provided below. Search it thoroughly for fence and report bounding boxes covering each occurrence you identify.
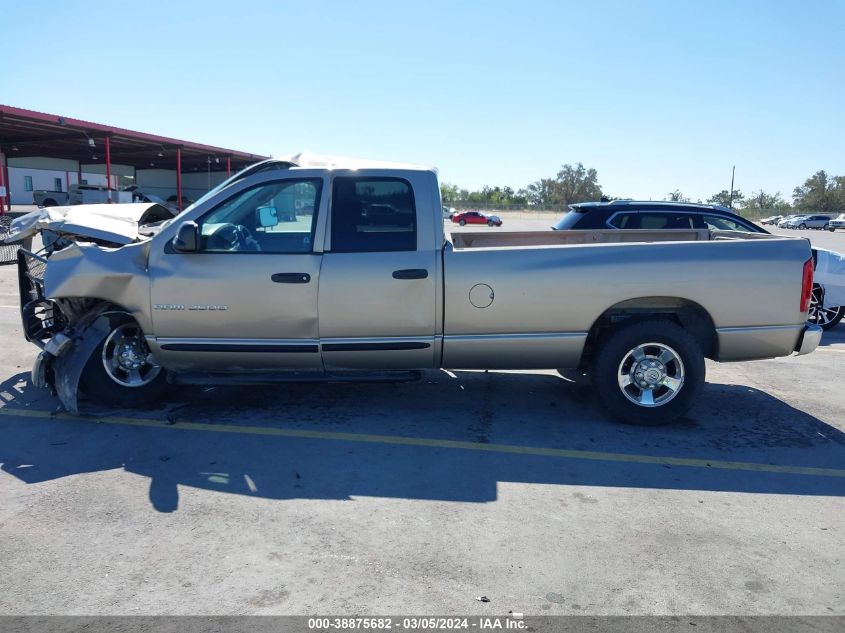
[0,215,21,264]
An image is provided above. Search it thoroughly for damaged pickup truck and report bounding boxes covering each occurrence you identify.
[6,155,822,424]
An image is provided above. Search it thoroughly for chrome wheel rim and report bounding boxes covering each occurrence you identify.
[809,287,841,326]
[617,342,685,407]
[101,323,162,387]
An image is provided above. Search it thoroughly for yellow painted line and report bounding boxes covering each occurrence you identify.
[1,407,844,479]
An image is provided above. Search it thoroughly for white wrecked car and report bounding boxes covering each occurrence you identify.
[810,248,845,330]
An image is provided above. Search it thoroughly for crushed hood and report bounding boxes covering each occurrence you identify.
[5,202,175,245]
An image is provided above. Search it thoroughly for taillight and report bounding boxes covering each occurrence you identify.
[800,258,814,312]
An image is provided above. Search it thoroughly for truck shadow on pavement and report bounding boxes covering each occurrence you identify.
[0,369,843,512]
[818,327,845,346]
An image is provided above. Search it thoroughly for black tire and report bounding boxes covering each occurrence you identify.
[487,220,495,226]
[590,319,705,426]
[823,224,830,231]
[80,316,168,407]
[821,307,845,330]
[799,223,807,229]
[42,198,57,207]
[459,219,466,226]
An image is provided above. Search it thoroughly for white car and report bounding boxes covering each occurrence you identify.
[760,215,782,226]
[785,214,833,230]
[810,248,845,330]
[828,213,845,231]
[777,215,804,228]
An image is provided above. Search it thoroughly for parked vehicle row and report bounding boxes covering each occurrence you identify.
[777,214,835,230]
[35,184,194,210]
[33,183,130,207]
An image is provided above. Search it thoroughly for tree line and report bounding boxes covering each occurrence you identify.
[441,164,845,214]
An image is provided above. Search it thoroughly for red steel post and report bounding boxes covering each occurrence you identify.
[105,136,112,202]
[0,148,6,214]
[176,147,183,211]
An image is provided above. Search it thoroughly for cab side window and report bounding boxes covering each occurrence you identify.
[330,178,417,252]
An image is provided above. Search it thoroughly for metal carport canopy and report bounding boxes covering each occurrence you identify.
[0,104,269,211]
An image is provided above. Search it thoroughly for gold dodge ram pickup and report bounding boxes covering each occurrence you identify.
[6,154,821,424]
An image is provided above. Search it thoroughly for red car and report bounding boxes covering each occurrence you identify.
[451,211,503,227]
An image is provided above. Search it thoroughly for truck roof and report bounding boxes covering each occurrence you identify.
[275,151,435,172]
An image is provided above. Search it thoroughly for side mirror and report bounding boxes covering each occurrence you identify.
[257,206,279,228]
[173,220,199,252]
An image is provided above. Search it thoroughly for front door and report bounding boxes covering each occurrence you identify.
[318,175,437,370]
[148,175,326,371]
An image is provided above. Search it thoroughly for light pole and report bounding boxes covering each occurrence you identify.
[728,165,736,209]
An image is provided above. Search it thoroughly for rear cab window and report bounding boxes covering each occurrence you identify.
[330,178,417,252]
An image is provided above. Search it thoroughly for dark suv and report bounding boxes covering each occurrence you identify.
[552,200,767,233]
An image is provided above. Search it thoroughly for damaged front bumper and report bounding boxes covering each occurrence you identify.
[27,314,115,414]
[17,248,115,413]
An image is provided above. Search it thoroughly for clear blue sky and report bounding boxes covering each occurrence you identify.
[2,0,843,201]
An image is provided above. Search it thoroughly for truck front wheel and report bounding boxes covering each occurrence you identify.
[80,318,168,407]
[590,319,704,425]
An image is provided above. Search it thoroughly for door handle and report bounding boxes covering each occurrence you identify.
[271,273,311,283]
[392,269,429,280]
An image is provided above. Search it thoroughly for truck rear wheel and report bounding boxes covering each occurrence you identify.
[80,317,168,407]
[590,319,704,425]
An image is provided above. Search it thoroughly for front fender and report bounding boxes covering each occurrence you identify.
[51,315,113,413]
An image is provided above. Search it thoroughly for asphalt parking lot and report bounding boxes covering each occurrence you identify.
[0,219,843,616]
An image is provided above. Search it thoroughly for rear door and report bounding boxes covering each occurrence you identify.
[317,174,437,370]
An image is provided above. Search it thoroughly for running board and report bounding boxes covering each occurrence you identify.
[169,370,423,386]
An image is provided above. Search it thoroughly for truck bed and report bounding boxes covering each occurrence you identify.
[442,229,811,368]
